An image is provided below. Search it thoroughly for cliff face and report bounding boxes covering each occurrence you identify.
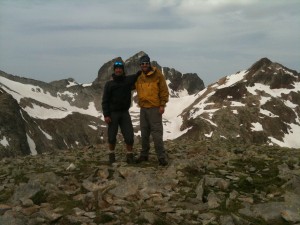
[0,89,30,157]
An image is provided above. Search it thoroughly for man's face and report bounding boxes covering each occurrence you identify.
[114,67,124,76]
[140,62,150,72]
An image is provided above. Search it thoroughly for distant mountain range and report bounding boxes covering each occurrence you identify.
[0,51,299,157]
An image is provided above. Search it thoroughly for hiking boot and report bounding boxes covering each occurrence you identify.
[135,155,149,163]
[158,158,168,166]
[126,153,134,164]
[109,153,115,164]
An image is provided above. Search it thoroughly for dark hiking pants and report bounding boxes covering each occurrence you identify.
[107,111,134,145]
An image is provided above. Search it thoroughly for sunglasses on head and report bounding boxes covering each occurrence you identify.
[140,62,150,66]
[114,61,123,66]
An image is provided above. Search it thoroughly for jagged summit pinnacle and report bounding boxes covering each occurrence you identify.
[247,57,273,74]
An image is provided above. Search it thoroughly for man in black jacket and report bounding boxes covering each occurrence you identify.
[102,61,140,164]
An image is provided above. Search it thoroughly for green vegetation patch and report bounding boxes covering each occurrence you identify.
[12,171,29,184]
[31,190,47,205]
[153,218,169,225]
[0,188,14,203]
[94,213,115,223]
[48,193,81,215]
[230,158,285,194]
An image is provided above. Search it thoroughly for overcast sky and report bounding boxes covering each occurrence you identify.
[0,0,299,86]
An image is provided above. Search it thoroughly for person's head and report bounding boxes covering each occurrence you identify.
[113,61,124,76]
[139,54,151,73]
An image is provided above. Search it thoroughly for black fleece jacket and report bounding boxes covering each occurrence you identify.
[102,73,139,117]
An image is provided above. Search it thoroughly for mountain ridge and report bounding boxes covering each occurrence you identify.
[0,53,299,157]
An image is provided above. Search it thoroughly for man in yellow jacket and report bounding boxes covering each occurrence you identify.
[135,54,169,166]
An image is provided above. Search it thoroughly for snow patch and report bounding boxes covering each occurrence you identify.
[217,70,247,89]
[89,125,98,130]
[205,131,213,137]
[26,134,37,155]
[38,126,53,140]
[0,136,9,147]
[251,122,263,131]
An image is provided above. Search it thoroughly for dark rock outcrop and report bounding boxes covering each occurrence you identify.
[0,89,30,157]
[163,67,204,96]
[246,57,298,89]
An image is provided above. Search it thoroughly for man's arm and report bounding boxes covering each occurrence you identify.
[127,70,142,90]
[158,73,169,107]
[101,82,111,118]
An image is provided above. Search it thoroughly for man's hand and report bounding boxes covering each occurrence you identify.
[104,116,112,124]
[159,106,165,114]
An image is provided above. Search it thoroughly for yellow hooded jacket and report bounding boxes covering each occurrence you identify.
[135,67,169,108]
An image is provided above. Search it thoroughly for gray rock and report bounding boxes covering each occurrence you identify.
[139,211,158,224]
[195,178,204,201]
[281,209,300,223]
[0,204,12,215]
[10,182,41,205]
[207,192,220,209]
[220,215,235,225]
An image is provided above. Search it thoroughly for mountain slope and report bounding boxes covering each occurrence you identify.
[178,58,300,148]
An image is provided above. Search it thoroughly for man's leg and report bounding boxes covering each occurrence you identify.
[119,111,135,164]
[149,108,167,165]
[107,112,119,164]
[137,108,150,162]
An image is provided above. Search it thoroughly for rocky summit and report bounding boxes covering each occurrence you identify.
[0,140,300,225]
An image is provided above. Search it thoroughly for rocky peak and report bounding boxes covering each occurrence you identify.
[92,51,205,96]
[163,68,205,96]
[247,57,272,74]
[124,51,147,75]
[93,56,123,86]
[245,58,299,89]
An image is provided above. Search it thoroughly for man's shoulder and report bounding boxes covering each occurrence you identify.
[104,79,115,88]
[152,67,164,76]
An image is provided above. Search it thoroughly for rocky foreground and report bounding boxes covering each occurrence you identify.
[0,140,300,225]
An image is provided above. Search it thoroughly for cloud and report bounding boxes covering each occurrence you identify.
[0,0,299,85]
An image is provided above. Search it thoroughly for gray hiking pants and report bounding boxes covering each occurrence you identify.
[140,107,166,159]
